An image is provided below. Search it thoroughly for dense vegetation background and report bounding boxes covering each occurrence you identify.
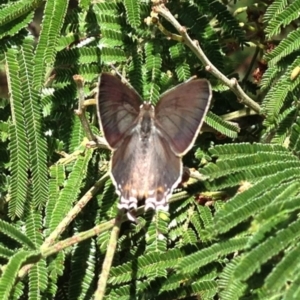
[0,0,300,299]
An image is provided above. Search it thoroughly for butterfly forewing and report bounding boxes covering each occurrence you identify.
[155,79,212,155]
[97,73,141,149]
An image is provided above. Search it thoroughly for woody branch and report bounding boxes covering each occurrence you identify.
[152,4,261,114]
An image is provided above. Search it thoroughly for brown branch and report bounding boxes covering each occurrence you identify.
[94,211,123,300]
[152,4,261,113]
[42,172,110,249]
[73,75,109,149]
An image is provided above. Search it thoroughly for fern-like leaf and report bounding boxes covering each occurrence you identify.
[124,0,141,29]
[208,1,247,45]
[205,111,240,138]
[49,148,93,231]
[0,219,36,249]
[177,238,248,275]
[224,218,300,298]
[20,39,49,209]
[0,250,35,299]
[28,261,48,299]
[6,48,29,218]
[264,235,300,294]
[0,0,41,27]
[33,0,68,90]
[266,28,300,66]
[265,0,300,38]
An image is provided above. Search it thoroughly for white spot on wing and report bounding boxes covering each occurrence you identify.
[128,196,138,210]
[145,201,155,211]
[156,203,169,212]
[148,190,155,196]
[118,203,128,210]
[120,196,130,204]
[127,211,137,222]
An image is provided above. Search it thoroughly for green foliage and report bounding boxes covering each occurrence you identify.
[6,47,30,218]
[0,0,300,299]
[205,111,240,138]
[0,250,38,299]
[124,0,141,29]
[265,0,300,38]
[261,0,300,134]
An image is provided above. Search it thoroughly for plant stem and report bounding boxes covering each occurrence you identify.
[153,4,261,113]
[94,211,123,300]
[42,172,110,249]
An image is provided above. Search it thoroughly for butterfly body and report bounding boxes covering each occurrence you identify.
[97,73,212,219]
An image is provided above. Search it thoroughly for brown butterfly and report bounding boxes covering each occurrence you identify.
[97,73,212,220]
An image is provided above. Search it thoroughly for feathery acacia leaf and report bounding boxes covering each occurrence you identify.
[124,0,141,29]
[33,0,68,90]
[0,250,36,299]
[5,48,29,218]
[2,1,300,299]
[265,0,300,38]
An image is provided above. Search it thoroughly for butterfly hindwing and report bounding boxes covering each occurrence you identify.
[111,126,181,212]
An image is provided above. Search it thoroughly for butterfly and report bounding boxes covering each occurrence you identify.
[97,73,212,220]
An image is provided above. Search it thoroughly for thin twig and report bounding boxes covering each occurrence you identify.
[18,218,116,281]
[220,108,258,121]
[42,172,110,249]
[15,190,191,282]
[42,219,116,257]
[73,75,96,141]
[73,75,109,149]
[94,211,123,300]
[152,4,261,113]
[242,46,260,84]
[42,191,189,258]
